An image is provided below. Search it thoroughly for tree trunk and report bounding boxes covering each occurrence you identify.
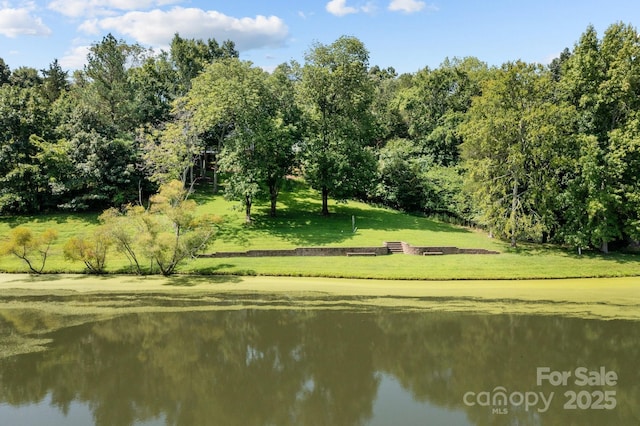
[321,186,329,216]
[213,132,225,194]
[213,161,218,194]
[181,167,188,187]
[510,177,518,248]
[600,239,609,254]
[269,185,278,217]
[245,195,252,224]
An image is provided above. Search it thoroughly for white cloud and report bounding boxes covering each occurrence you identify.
[388,0,430,13]
[361,2,378,14]
[59,43,90,69]
[326,0,358,17]
[0,6,52,37]
[82,7,289,51]
[48,0,183,18]
[77,18,100,34]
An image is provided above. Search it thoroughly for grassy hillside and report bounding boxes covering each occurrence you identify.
[1,179,639,279]
[194,179,501,251]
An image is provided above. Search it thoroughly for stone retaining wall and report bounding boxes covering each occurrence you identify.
[200,246,390,258]
[199,242,499,258]
[402,243,499,255]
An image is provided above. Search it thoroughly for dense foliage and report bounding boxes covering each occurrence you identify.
[2,24,640,252]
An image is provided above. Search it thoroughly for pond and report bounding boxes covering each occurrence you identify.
[0,300,638,425]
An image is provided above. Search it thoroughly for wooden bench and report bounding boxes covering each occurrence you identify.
[346,252,377,256]
[423,251,444,255]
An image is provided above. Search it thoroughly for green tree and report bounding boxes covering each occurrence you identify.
[61,132,140,210]
[142,113,202,187]
[99,207,145,274]
[299,36,377,216]
[40,59,69,103]
[0,84,51,213]
[368,65,408,143]
[170,33,238,93]
[63,228,111,274]
[460,61,576,247]
[9,66,42,88]
[29,135,75,210]
[373,138,425,211]
[559,23,640,251]
[186,59,297,221]
[0,57,10,85]
[263,63,301,216]
[395,57,488,166]
[142,180,220,275]
[99,180,220,275]
[177,56,241,193]
[422,163,472,222]
[83,34,147,136]
[0,227,58,273]
[129,52,178,126]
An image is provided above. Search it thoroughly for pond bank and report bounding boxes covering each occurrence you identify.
[1,274,638,320]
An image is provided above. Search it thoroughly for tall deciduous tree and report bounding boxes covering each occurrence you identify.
[460,61,576,247]
[0,84,51,213]
[186,59,298,222]
[373,138,425,212]
[142,102,202,188]
[299,36,377,216]
[263,63,301,216]
[559,23,640,252]
[170,33,238,93]
[128,52,178,126]
[396,57,487,166]
[187,58,265,221]
[368,65,408,143]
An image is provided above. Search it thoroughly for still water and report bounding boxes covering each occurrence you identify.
[0,307,638,425]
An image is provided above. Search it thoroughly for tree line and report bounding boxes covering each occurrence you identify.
[1,23,640,252]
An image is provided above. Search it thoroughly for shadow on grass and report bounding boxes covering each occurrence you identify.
[503,243,640,265]
[213,218,251,247]
[501,243,564,256]
[1,212,100,228]
[244,185,471,247]
[563,250,640,264]
[250,210,470,247]
[186,177,473,248]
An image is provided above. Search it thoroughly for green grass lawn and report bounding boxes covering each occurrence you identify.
[1,179,639,279]
[195,180,502,251]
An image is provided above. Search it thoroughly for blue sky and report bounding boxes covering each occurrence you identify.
[1,0,640,74]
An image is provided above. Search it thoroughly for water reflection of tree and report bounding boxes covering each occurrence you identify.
[0,309,638,425]
[375,312,640,426]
